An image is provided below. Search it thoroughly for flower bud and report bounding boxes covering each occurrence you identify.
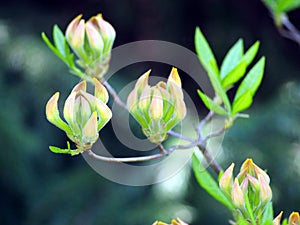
[232,178,245,208]
[46,79,112,152]
[258,174,272,204]
[219,163,234,196]
[273,211,283,225]
[152,218,188,225]
[127,68,186,143]
[65,13,116,79]
[289,212,300,225]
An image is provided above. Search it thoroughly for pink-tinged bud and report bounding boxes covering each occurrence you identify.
[138,86,151,113]
[93,78,109,103]
[240,177,249,193]
[89,14,116,56]
[85,21,104,58]
[288,212,300,225]
[150,89,164,120]
[232,178,245,208]
[66,15,86,61]
[83,111,99,143]
[46,80,111,152]
[273,211,283,225]
[247,175,260,192]
[219,163,235,196]
[258,174,272,203]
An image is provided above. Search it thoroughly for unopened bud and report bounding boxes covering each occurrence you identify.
[288,212,300,225]
[232,178,245,208]
[219,163,234,196]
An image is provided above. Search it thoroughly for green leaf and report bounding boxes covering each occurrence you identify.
[53,25,68,58]
[197,90,228,116]
[221,60,247,89]
[195,27,231,112]
[277,0,300,13]
[261,202,274,225]
[49,146,72,155]
[242,41,260,66]
[232,91,253,115]
[282,218,288,225]
[220,39,243,80]
[195,27,219,76]
[234,57,266,101]
[192,154,235,211]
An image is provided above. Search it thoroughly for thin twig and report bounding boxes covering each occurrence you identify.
[197,111,214,139]
[168,130,196,142]
[202,126,227,143]
[197,143,222,174]
[86,141,196,163]
[102,80,128,110]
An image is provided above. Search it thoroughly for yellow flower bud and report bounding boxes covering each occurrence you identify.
[289,212,300,225]
[127,68,186,144]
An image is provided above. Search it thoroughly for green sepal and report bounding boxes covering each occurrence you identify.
[244,193,257,225]
[197,90,228,116]
[192,154,235,211]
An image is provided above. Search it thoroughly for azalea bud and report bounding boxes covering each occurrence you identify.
[219,163,234,196]
[65,13,116,79]
[258,174,272,204]
[46,79,112,153]
[152,218,188,225]
[232,178,245,208]
[273,211,283,225]
[127,68,186,144]
[289,212,300,225]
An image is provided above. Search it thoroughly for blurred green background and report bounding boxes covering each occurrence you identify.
[0,0,300,224]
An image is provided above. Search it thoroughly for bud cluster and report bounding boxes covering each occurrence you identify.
[127,68,187,144]
[219,159,272,223]
[152,218,188,225]
[66,14,116,79]
[46,79,112,153]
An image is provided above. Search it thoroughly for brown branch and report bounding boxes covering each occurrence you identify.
[197,143,222,174]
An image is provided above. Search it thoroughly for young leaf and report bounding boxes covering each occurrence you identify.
[277,0,300,13]
[197,90,228,116]
[49,146,72,154]
[261,202,274,225]
[232,91,253,115]
[195,27,219,76]
[53,25,68,58]
[192,154,235,211]
[221,60,247,89]
[220,39,243,80]
[234,57,266,101]
[195,28,231,112]
[242,41,260,66]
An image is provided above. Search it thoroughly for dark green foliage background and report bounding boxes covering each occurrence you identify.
[0,0,299,224]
